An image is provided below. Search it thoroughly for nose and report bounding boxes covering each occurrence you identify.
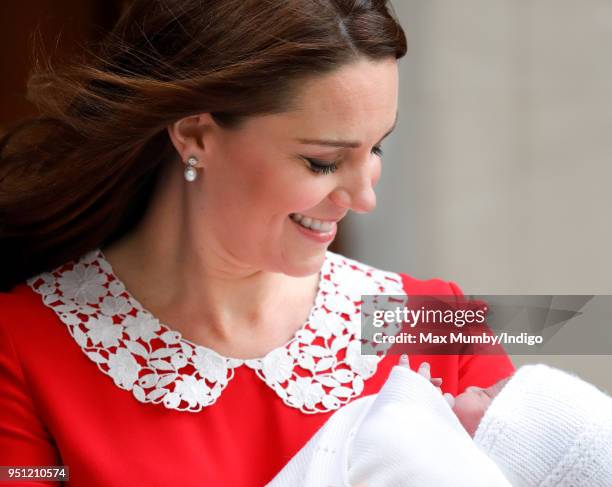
[328,162,378,214]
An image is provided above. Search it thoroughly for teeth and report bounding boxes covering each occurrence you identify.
[290,213,334,233]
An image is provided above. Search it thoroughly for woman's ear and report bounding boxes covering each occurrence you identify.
[167,113,217,166]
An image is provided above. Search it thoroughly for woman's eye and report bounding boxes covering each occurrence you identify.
[303,146,382,175]
[304,158,338,175]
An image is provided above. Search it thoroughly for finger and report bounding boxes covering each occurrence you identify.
[418,361,431,380]
[398,353,410,368]
[465,386,484,393]
[443,393,455,408]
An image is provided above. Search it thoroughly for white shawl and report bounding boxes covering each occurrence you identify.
[268,364,612,487]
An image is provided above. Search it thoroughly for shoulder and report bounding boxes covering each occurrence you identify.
[0,278,67,361]
[0,285,63,467]
[0,248,94,339]
[0,283,51,328]
[326,251,463,297]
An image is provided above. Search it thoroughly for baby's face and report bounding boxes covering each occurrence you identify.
[452,376,511,437]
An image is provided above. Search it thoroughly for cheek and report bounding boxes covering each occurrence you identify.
[209,140,335,218]
[254,176,332,217]
[290,183,334,212]
[452,395,490,436]
[250,163,334,213]
[209,151,286,208]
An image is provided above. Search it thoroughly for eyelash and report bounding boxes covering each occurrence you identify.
[305,145,384,175]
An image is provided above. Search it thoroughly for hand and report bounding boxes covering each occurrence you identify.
[397,354,455,407]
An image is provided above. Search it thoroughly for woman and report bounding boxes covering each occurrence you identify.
[0,1,514,485]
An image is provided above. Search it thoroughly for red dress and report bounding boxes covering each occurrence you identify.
[0,249,514,486]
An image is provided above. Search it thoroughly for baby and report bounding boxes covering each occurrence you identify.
[268,356,612,487]
[411,356,511,437]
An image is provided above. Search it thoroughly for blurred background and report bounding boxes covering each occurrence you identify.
[2,1,611,388]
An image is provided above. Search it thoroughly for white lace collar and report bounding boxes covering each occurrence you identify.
[27,249,405,414]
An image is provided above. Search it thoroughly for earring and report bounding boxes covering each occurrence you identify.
[184,156,198,182]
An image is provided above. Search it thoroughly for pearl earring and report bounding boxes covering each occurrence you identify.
[184,156,199,182]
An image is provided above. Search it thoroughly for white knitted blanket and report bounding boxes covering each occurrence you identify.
[267,364,612,487]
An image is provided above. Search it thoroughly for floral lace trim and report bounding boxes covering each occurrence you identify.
[27,249,405,414]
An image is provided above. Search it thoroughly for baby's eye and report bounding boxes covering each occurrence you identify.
[304,158,338,175]
[372,145,384,157]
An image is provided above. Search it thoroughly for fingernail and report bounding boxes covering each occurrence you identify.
[398,354,409,366]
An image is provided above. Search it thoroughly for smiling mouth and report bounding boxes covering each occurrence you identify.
[289,213,335,233]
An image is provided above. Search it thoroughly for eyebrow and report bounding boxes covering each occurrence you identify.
[295,110,399,148]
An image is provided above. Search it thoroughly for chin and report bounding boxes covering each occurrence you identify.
[279,249,328,277]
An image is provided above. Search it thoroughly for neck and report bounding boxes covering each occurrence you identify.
[101,161,322,352]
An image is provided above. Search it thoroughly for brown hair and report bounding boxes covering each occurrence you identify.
[0,0,406,292]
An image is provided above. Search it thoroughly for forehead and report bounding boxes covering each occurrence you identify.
[253,58,399,138]
[298,58,397,113]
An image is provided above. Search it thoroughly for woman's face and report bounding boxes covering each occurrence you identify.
[179,57,398,276]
